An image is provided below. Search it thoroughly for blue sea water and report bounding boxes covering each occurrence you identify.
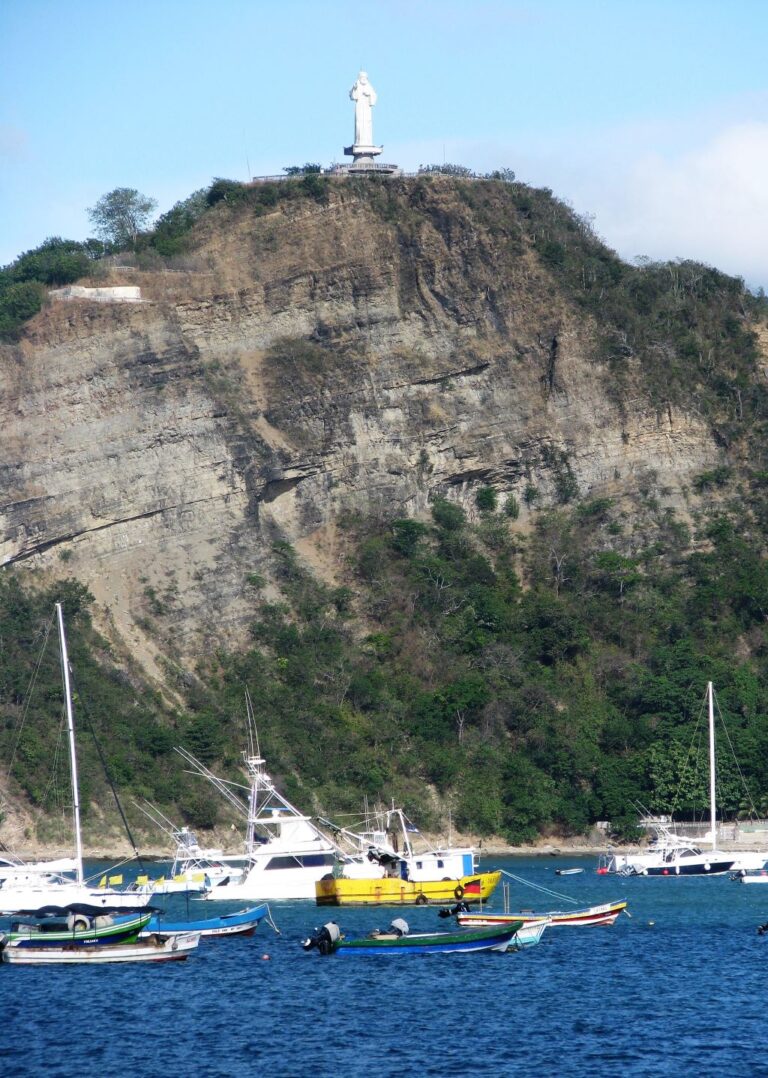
[2,855,768,1077]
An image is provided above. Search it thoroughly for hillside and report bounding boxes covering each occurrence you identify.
[2,173,768,848]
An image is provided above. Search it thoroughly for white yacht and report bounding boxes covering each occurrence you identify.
[177,745,341,901]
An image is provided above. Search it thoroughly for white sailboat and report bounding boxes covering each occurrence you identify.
[0,604,151,915]
[603,682,766,877]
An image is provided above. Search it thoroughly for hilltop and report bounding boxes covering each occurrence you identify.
[2,173,768,849]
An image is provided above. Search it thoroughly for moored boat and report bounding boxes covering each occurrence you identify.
[599,685,766,878]
[458,898,627,929]
[5,909,151,948]
[315,871,501,906]
[142,903,271,938]
[0,931,200,964]
[734,873,768,884]
[302,918,522,955]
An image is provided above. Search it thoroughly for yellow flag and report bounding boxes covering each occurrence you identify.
[136,874,149,885]
[173,874,185,883]
[108,874,123,885]
[98,875,107,888]
[192,873,205,883]
[154,876,165,886]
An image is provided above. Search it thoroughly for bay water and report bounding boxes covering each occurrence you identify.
[2,854,768,1077]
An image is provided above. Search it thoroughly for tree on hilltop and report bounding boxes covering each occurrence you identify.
[88,187,158,250]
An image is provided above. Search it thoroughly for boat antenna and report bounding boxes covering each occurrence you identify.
[132,798,181,843]
[56,602,85,886]
[175,746,250,817]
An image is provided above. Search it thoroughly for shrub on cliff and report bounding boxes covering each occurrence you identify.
[0,280,45,338]
[0,237,94,339]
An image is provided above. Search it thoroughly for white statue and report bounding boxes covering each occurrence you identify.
[350,71,377,147]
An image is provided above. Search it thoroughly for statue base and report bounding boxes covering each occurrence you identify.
[344,144,383,164]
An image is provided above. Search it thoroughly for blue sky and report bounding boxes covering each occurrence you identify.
[2,0,768,285]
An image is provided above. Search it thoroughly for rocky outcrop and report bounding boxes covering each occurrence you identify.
[0,180,737,670]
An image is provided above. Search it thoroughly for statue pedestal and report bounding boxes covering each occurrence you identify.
[344,144,383,164]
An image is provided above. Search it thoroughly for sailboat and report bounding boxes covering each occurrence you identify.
[604,681,737,875]
[0,604,152,915]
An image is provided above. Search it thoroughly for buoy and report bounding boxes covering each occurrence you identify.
[648,921,655,927]
[663,869,669,875]
[261,954,271,961]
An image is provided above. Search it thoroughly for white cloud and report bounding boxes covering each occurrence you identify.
[393,110,768,290]
[591,122,768,288]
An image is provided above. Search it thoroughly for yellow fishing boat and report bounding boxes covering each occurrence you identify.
[315,870,501,906]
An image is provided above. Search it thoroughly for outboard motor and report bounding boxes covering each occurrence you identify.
[438,901,470,919]
[389,918,409,938]
[302,921,341,955]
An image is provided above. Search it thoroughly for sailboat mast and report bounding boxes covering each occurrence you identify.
[708,681,717,851]
[56,603,84,885]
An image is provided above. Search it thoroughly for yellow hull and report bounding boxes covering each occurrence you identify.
[315,871,501,906]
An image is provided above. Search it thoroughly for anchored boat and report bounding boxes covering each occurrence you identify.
[143,903,273,938]
[0,931,200,964]
[4,909,151,948]
[302,917,522,955]
[458,898,627,929]
[315,871,501,906]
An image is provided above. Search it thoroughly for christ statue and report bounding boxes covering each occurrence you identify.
[350,71,377,147]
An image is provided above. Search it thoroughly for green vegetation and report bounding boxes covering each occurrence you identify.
[87,187,158,249]
[6,474,768,844]
[11,469,768,847]
[0,575,190,833]
[0,237,97,339]
[185,481,768,841]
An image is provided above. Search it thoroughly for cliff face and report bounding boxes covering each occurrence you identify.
[0,179,751,673]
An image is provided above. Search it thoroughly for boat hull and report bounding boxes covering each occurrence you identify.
[643,860,734,876]
[144,904,269,937]
[6,911,151,947]
[0,932,200,964]
[332,923,522,955]
[459,899,627,929]
[315,871,501,906]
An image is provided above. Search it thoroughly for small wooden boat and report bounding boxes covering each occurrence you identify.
[458,898,627,929]
[5,910,151,948]
[555,867,584,876]
[315,871,501,906]
[303,918,522,955]
[142,903,270,938]
[0,931,200,964]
